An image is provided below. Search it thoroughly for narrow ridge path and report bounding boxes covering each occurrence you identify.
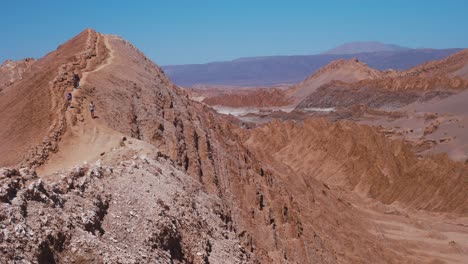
[37,34,123,178]
[80,35,115,86]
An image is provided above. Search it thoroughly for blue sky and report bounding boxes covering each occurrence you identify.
[1,0,467,65]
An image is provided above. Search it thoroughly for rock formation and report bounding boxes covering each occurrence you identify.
[0,58,35,91]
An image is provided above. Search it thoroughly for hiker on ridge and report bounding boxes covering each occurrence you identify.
[73,73,80,89]
[89,101,95,118]
[66,92,72,107]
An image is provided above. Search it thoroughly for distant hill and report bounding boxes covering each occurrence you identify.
[323,41,409,55]
[290,58,383,99]
[162,48,463,87]
[296,49,468,110]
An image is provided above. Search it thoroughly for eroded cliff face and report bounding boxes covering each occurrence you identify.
[244,118,468,214]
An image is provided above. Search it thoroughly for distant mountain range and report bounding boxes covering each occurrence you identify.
[162,42,463,87]
[322,41,409,54]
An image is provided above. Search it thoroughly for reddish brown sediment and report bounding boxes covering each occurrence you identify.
[202,88,293,107]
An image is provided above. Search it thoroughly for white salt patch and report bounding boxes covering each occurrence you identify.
[303,107,335,112]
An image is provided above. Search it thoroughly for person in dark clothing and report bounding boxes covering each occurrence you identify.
[66,92,72,107]
[89,101,95,118]
[73,73,80,89]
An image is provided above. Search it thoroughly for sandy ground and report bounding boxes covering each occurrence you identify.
[213,105,296,116]
[356,196,468,263]
[354,90,468,161]
[403,90,468,160]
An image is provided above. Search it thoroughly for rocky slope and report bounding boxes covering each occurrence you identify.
[0,58,35,90]
[0,29,108,167]
[0,147,247,263]
[403,49,468,78]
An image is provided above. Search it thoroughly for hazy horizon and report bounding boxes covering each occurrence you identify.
[2,0,468,65]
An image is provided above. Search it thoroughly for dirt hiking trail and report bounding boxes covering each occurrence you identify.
[37,35,123,178]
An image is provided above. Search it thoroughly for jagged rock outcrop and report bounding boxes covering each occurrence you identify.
[0,150,248,263]
[0,58,35,90]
